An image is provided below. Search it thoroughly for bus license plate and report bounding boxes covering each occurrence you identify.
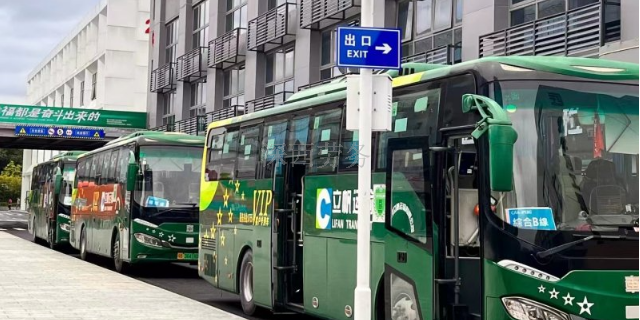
[177,253,198,260]
[626,306,639,319]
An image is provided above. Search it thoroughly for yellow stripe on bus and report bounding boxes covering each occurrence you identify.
[392,71,425,88]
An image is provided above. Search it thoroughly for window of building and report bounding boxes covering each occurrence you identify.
[320,19,360,80]
[226,0,247,32]
[162,93,175,126]
[91,72,97,101]
[193,0,209,48]
[80,81,85,106]
[509,0,603,26]
[265,46,295,102]
[309,108,343,174]
[398,0,462,61]
[61,94,65,107]
[223,65,245,109]
[190,82,207,117]
[166,18,179,63]
[69,88,74,108]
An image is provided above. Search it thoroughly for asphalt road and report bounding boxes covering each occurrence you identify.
[0,211,319,320]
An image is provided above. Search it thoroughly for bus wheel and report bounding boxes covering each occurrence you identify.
[79,227,88,261]
[239,250,256,315]
[48,226,57,250]
[113,233,128,273]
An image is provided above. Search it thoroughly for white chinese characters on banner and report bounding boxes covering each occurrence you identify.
[0,106,101,123]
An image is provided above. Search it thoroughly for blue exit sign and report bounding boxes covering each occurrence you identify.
[337,27,401,69]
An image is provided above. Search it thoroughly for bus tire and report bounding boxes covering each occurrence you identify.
[79,227,88,261]
[48,225,57,250]
[239,250,256,316]
[112,232,128,273]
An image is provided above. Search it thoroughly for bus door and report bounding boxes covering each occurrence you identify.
[384,137,433,320]
[273,157,306,309]
[434,134,482,320]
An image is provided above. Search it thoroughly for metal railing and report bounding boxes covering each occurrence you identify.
[298,73,352,91]
[208,28,246,69]
[150,62,176,93]
[177,47,208,82]
[300,0,360,29]
[402,45,458,65]
[149,105,245,135]
[479,3,610,58]
[246,92,293,113]
[248,2,296,51]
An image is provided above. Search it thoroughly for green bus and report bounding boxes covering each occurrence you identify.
[28,151,83,249]
[198,56,639,320]
[70,131,204,272]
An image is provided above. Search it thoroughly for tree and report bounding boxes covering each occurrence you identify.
[0,149,22,171]
[1,161,22,177]
[0,161,22,203]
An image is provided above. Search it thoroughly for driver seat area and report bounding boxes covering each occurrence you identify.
[581,159,627,215]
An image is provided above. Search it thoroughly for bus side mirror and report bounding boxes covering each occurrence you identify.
[126,163,139,192]
[54,174,63,194]
[462,94,518,192]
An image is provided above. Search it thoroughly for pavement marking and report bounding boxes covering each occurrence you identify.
[0,228,5,231]
[13,227,25,231]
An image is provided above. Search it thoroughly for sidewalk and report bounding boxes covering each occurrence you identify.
[0,232,244,320]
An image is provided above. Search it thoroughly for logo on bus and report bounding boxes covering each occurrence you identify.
[316,188,332,230]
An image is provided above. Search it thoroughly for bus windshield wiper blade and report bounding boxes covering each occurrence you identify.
[535,234,636,259]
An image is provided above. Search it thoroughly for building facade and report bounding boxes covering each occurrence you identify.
[21,0,150,210]
[146,0,638,133]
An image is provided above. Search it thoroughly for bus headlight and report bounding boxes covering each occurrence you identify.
[501,297,570,320]
[134,233,162,248]
[59,223,70,232]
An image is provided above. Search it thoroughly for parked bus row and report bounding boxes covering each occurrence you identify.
[28,56,639,320]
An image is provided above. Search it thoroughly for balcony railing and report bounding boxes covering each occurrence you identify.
[479,3,613,58]
[150,63,177,93]
[150,105,246,136]
[208,28,246,69]
[177,47,208,82]
[300,0,361,29]
[248,2,297,51]
[402,45,459,65]
[246,92,293,113]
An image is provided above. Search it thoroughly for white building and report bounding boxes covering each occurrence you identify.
[20,0,150,210]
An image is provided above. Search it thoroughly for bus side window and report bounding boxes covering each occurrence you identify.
[287,116,310,159]
[117,147,130,184]
[100,152,111,186]
[237,125,261,179]
[261,120,287,178]
[89,155,100,185]
[205,133,225,182]
[108,150,119,184]
[219,131,239,180]
[440,74,477,129]
[339,107,376,172]
[309,108,342,173]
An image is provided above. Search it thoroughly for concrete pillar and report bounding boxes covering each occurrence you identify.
[461,0,509,61]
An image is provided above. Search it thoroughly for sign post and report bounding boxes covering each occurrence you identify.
[337,2,399,319]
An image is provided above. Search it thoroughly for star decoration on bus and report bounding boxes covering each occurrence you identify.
[228,209,233,223]
[223,188,230,207]
[234,180,240,193]
[220,232,226,247]
[577,296,594,315]
[241,191,245,200]
[562,292,575,306]
[549,288,559,299]
[168,234,176,242]
[158,232,164,237]
[210,224,216,238]
[538,285,546,293]
[217,208,223,225]
[224,256,228,266]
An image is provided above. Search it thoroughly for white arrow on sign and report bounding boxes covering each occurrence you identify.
[375,43,392,54]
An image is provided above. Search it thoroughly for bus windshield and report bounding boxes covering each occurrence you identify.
[492,80,638,245]
[60,163,75,206]
[135,146,202,219]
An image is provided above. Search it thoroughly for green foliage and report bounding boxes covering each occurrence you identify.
[1,161,22,177]
[0,149,22,171]
[0,175,20,202]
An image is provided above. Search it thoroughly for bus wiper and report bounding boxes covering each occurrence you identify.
[535,234,637,259]
[175,202,198,208]
[148,208,183,218]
